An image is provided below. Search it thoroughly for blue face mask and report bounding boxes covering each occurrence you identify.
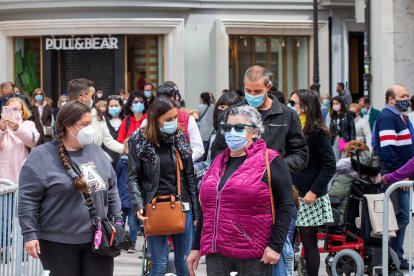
[395,99,410,112]
[131,102,145,114]
[34,95,43,102]
[144,91,153,99]
[361,107,367,116]
[225,128,248,151]
[322,99,330,106]
[245,91,265,108]
[108,107,122,116]
[89,99,94,109]
[160,119,178,134]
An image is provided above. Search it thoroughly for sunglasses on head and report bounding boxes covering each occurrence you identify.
[157,86,175,96]
[221,123,255,132]
[108,95,122,100]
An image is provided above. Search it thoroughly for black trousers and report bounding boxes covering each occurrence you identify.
[39,239,114,276]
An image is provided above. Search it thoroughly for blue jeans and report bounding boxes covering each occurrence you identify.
[272,238,294,276]
[121,208,140,245]
[390,189,410,259]
[147,211,193,276]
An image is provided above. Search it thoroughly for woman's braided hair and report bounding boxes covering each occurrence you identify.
[55,101,91,193]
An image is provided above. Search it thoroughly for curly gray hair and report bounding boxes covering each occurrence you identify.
[226,105,265,134]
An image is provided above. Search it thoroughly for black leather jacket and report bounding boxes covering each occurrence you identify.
[127,136,200,220]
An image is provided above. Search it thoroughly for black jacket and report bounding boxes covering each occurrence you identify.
[210,96,309,172]
[329,111,356,144]
[32,103,53,145]
[292,128,336,197]
[127,135,200,220]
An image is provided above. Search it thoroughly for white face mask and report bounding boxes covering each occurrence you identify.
[70,125,95,146]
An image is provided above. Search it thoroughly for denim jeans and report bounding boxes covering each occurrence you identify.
[121,208,140,245]
[272,238,294,276]
[390,189,410,259]
[147,211,193,276]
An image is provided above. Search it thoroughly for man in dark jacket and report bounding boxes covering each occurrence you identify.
[210,65,309,172]
[0,81,32,114]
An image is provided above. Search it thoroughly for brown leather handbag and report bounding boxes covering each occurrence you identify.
[143,151,187,236]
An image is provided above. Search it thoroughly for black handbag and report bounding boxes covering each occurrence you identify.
[63,149,132,257]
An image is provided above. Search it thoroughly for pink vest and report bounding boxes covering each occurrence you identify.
[200,139,279,259]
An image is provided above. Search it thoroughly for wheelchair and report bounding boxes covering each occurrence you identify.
[296,150,402,276]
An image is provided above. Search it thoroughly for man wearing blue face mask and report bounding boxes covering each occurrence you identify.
[210,65,309,172]
[374,84,414,269]
[67,78,124,159]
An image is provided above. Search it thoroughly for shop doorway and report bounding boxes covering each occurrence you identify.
[348,32,364,102]
[60,49,115,94]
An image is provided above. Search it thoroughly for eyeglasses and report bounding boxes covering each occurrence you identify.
[221,123,255,132]
[288,100,299,106]
[108,95,122,100]
[157,86,175,96]
[34,93,43,96]
[132,99,144,104]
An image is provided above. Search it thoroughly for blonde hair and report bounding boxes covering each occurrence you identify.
[95,100,107,110]
[349,103,361,113]
[6,97,32,120]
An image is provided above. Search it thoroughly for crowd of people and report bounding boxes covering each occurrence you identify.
[0,64,413,276]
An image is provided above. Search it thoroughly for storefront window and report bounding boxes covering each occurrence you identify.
[127,35,163,92]
[229,35,309,97]
[14,37,41,96]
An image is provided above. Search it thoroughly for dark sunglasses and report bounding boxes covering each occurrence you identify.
[221,123,255,132]
[288,100,297,106]
[34,93,43,96]
[132,99,144,104]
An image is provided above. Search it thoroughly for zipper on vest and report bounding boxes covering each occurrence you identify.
[212,161,238,252]
[233,221,253,241]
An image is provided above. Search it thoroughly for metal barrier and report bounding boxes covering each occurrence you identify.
[0,179,43,276]
[382,180,414,276]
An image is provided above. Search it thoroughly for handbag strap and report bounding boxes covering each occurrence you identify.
[198,105,210,121]
[265,149,276,225]
[175,150,183,196]
[62,147,99,222]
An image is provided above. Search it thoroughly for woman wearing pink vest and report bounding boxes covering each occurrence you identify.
[187,105,295,276]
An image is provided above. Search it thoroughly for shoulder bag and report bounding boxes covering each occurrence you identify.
[143,150,187,236]
[64,150,131,257]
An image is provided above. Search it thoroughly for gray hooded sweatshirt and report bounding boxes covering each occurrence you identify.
[18,141,122,244]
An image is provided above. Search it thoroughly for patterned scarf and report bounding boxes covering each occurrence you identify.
[133,129,192,163]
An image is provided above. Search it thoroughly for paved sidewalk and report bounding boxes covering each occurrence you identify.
[114,231,414,276]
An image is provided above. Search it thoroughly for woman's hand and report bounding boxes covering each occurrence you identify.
[302,191,317,204]
[136,209,148,221]
[0,118,8,131]
[6,118,19,131]
[187,250,200,276]
[24,240,41,259]
[260,246,280,265]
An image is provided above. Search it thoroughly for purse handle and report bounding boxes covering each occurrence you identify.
[265,149,275,225]
[175,150,183,196]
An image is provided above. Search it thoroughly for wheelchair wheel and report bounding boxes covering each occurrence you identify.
[141,240,151,276]
[389,248,400,270]
[325,253,335,276]
[332,249,364,276]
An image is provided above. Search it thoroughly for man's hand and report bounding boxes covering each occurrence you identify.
[260,246,280,265]
[24,240,41,259]
[302,191,317,204]
[187,250,200,276]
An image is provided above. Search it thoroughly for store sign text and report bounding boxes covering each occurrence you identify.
[45,37,119,50]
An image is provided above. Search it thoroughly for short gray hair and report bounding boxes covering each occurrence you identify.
[226,105,264,134]
[243,65,271,86]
